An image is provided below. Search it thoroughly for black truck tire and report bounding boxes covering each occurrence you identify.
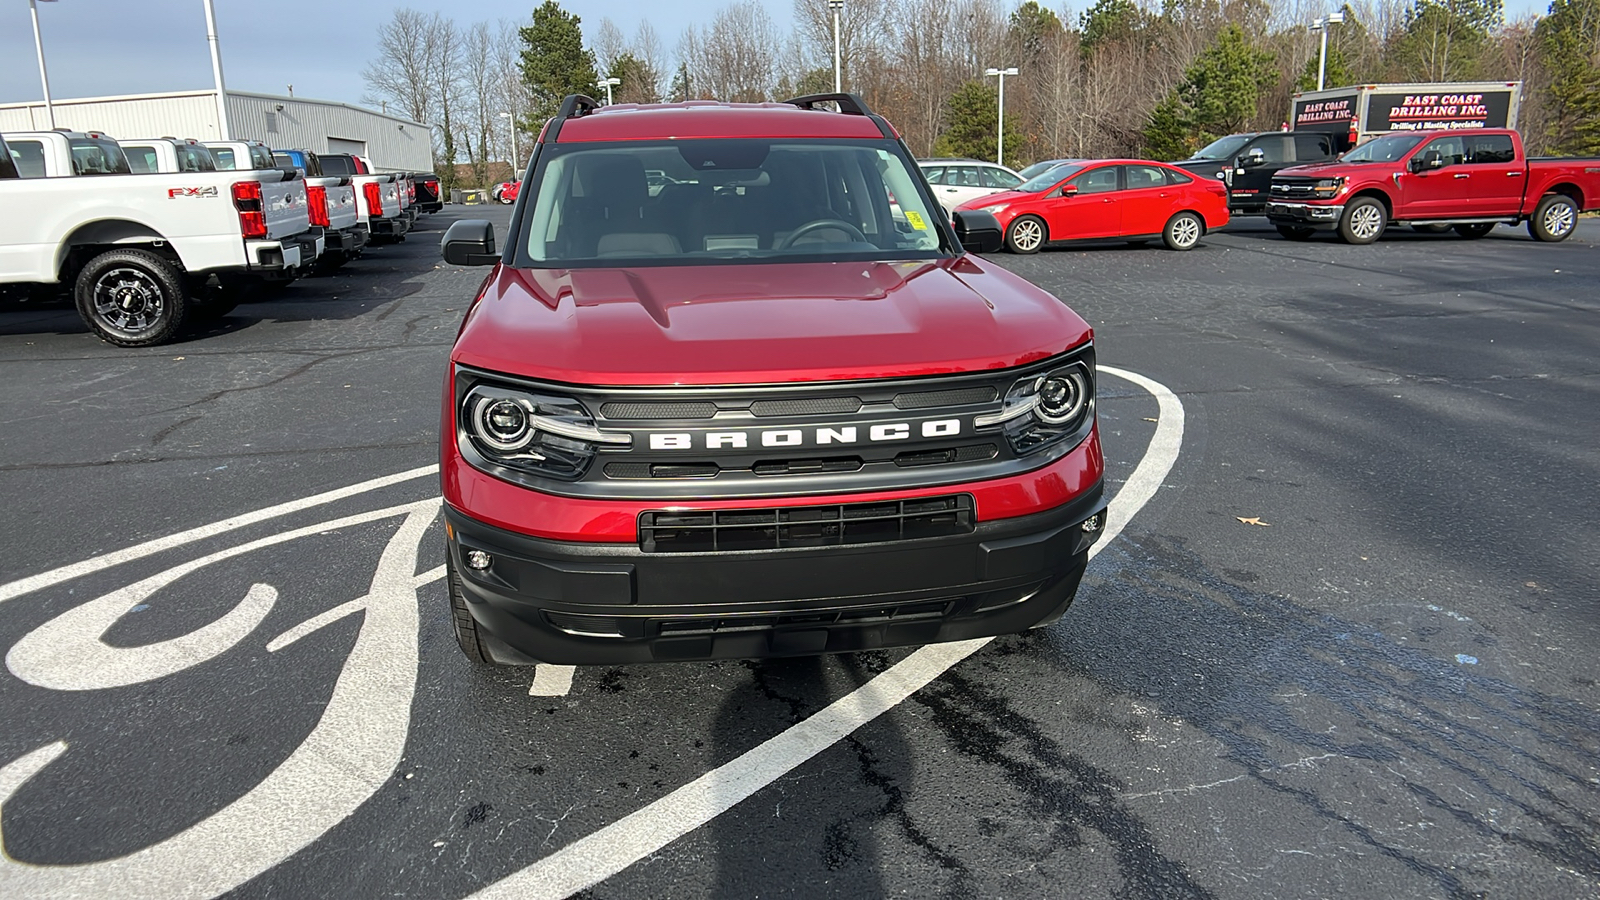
[73,248,189,347]
[1527,194,1578,242]
[1275,224,1315,241]
[1338,197,1387,244]
[1454,223,1495,239]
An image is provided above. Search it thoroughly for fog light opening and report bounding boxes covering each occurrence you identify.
[464,549,493,570]
[1080,513,1103,533]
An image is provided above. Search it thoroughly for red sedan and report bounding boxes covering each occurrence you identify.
[955,159,1229,252]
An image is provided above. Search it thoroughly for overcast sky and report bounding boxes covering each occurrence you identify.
[0,0,1553,111]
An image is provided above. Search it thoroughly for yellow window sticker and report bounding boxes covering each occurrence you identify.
[905,210,928,231]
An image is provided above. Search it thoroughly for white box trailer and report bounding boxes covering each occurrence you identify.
[1290,82,1522,144]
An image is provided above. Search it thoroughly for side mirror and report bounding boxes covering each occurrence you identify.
[1061,184,1079,196]
[1410,151,1444,173]
[441,219,499,266]
[952,209,1003,254]
[1239,148,1266,168]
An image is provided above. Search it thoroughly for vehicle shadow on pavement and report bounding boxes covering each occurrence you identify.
[1014,535,1600,898]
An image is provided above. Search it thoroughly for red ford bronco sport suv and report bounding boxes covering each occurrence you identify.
[438,94,1107,666]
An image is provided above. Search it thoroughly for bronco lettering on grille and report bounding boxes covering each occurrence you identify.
[647,418,962,451]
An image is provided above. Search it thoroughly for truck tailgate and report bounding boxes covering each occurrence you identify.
[252,173,312,241]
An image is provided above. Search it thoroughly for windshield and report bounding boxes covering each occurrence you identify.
[1190,135,1252,161]
[1340,133,1427,163]
[521,139,947,267]
[1018,164,1085,193]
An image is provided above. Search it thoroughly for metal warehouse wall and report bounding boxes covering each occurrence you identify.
[0,92,218,140]
[225,93,432,173]
[1,91,432,173]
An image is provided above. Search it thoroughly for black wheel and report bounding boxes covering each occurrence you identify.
[1412,223,1451,234]
[73,248,188,347]
[1275,224,1315,241]
[1339,197,1387,244]
[1454,222,1495,239]
[1162,211,1203,250]
[1005,215,1046,254]
[446,554,494,665]
[1528,194,1577,242]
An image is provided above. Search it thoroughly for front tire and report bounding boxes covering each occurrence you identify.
[1454,222,1495,239]
[1005,215,1046,254]
[1528,194,1577,242]
[1276,224,1315,241]
[1162,211,1203,250]
[447,554,494,665]
[1339,197,1387,244]
[73,248,188,347]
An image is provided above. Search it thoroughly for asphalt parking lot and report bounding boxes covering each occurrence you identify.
[0,209,1596,899]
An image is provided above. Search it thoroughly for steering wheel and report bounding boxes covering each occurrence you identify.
[777,219,868,250]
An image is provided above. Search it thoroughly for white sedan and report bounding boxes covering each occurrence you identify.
[918,159,1024,214]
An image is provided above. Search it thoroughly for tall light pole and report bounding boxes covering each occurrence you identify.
[828,0,844,93]
[499,111,519,174]
[597,76,620,105]
[984,67,1017,166]
[202,0,231,139]
[1312,11,1345,92]
[28,0,57,129]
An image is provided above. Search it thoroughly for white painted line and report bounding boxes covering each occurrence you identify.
[529,665,576,697]
[469,366,1186,900]
[0,464,438,606]
[0,501,438,898]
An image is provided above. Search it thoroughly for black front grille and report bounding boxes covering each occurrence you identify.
[750,396,862,417]
[601,401,717,420]
[894,386,997,409]
[654,600,952,636]
[639,494,974,553]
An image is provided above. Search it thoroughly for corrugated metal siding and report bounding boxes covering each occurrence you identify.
[0,90,432,173]
[0,93,219,140]
[226,93,432,172]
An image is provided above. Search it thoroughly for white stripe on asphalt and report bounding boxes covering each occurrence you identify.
[529,665,577,696]
[468,365,1185,900]
[0,464,439,606]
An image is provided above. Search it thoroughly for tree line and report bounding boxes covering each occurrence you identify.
[364,0,1600,190]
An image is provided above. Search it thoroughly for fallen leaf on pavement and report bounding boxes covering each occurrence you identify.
[1236,516,1271,527]
[1143,417,1159,422]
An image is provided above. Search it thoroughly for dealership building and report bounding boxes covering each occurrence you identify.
[0,89,432,173]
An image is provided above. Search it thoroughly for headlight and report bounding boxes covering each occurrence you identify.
[460,384,630,480]
[975,354,1095,456]
[979,203,1009,214]
[1312,177,1345,197]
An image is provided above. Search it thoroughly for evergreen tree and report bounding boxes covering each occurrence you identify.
[1536,0,1600,154]
[1011,1,1065,59]
[1391,0,1503,80]
[934,80,1024,166]
[1080,0,1145,51]
[1142,25,1276,157]
[608,52,662,105]
[519,1,599,124]
[669,63,692,102]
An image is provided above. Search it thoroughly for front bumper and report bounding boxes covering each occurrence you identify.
[446,482,1106,665]
[1267,201,1344,229]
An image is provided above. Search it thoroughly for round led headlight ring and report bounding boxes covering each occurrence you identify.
[473,396,535,452]
[1035,369,1088,424]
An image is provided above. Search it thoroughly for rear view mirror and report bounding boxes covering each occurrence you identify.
[952,210,1003,254]
[441,219,499,266]
[1061,184,1079,196]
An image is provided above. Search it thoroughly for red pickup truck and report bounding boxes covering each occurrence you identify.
[1265,129,1600,244]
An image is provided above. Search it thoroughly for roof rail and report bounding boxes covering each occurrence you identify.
[783,93,871,117]
[545,94,602,143]
[784,92,896,140]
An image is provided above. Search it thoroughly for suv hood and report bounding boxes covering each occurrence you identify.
[453,258,1091,386]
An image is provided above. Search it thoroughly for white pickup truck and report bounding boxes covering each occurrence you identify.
[210,142,361,270]
[0,130,321,346]
[316,153,410,244]
[119,137,220,175]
